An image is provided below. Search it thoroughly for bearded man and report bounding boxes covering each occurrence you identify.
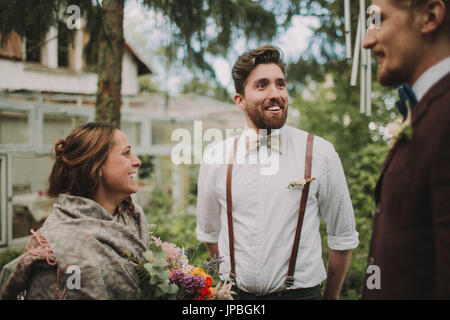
[195,45,359,300]
[362,0,450,299]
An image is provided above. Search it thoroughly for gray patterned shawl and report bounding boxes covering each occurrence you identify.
[1,194,150,300]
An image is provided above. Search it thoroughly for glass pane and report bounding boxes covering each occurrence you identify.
[0,157,3,242]
[0,111,29,144]
[151,121,193,146]
[121,121,141,147]
[43,114,87,146]
[11,155,56,239]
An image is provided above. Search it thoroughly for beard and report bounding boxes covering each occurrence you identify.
[246,98,288,130]
[378,61,413,88]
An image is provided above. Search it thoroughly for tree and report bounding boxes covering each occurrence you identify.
[0,0,304,127]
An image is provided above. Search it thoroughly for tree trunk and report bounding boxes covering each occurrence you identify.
[95,0,124,128]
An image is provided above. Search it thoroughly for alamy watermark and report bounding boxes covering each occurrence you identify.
[171,121,280,176]
[66,265,81,290]
[366,264,381,290]
[367,5,382,30]
[66,5,81,30]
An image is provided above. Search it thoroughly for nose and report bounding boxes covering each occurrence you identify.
[133,154,142,168]
[363,29,376,50]
[267,83,281,99]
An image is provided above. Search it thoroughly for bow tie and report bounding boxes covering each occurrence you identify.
[395,83,418,119]
[246,132,282,154]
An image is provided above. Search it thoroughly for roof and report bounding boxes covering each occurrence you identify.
[0,31,152,75]
[124,41,152,75]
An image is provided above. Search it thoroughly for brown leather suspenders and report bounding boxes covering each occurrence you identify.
[226,137,238,280]
[226,132,314,289]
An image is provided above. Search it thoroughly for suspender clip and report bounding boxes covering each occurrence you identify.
[285,276,295,289]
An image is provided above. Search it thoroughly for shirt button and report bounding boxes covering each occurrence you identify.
[375,202,381,214]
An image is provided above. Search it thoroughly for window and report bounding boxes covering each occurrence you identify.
[0,110,29,145]
[58,21,70,68]
[0,155,7,246]
[25,28,41,63]
[0,33,5,49]
[151,121,193,146]
[43,114,88,146]
[121,121,142,147]
[11,155,55,240]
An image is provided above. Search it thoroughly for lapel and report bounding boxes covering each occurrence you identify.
[374,72,450,202]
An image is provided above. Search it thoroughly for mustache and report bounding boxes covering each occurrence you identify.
[263,98,286,109]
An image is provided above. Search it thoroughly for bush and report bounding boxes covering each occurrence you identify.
[0,249,22,270]
[144,184,208,267]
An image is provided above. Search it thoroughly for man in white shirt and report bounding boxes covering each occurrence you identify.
[196,45,359,300]
[362,0,450,299]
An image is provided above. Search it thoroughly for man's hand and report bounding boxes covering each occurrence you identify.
[322,249,352,300]
[206,243,219,259]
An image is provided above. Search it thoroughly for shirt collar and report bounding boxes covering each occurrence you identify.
[412,56,450,102]
[240,124,289,154]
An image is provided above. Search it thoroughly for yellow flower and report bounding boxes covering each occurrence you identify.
[287,177,316,189]
[191,267,208,278]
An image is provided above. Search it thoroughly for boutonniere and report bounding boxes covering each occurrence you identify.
[387,102,413,150]
[287,177,316,190]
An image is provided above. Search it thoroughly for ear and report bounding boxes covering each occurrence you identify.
[233,93,246,111]
[420,0,446,35]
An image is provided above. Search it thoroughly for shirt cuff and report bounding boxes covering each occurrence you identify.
[327,231,359,250]
[196,228,219,244]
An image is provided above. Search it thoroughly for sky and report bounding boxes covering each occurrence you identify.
[123,1,319,95]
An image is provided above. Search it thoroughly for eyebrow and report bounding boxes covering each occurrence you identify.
[122,146,131,152]
[254,77,286,83]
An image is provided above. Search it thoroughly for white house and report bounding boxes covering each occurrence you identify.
[0,26,245,250]
[0,25,155,249]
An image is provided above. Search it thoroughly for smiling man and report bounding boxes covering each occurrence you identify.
[195,45,359,300]
[362,0,450,299]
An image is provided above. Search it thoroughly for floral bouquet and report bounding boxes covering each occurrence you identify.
[127,232,235,300]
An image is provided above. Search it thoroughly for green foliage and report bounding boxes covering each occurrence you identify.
[0,249,22,270]
[138,75,161,93]
[137,155,154,180]
[181,77,233,103]
[145,183,208,267]
[128,243,179,299]
[339,143,387,299]
[319,141,388,300]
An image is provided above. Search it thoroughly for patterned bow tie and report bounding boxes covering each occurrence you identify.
[395,83,417,119]
[246,132,282,154]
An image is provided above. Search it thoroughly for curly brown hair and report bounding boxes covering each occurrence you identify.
[48,122,135,216]
[231,44,286,95]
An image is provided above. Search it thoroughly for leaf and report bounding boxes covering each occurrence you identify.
[142,251,153,262]
[150,275,158,285]
[149,243,163,254]
[158,282,169,294]
[143,263,154,274]
[168,284,179,295]
[153,257,167,268]
[155,270,170,281]
[154,287,163,298]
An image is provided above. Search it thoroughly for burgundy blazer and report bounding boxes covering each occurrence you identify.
[362,72,450,299]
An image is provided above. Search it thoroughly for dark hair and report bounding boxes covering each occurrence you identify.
[232,44,286,95]
[392,0,450,37]
[48,122,135,216]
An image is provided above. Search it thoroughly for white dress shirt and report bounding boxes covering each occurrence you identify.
[195,125,359,294]
[412,56,450,102]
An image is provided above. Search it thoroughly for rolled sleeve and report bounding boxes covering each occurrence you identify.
[195,160,221,244]
[318,144,359,251]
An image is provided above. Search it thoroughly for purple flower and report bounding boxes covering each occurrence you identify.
[169,269,185,286]
[183,275,205,295]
